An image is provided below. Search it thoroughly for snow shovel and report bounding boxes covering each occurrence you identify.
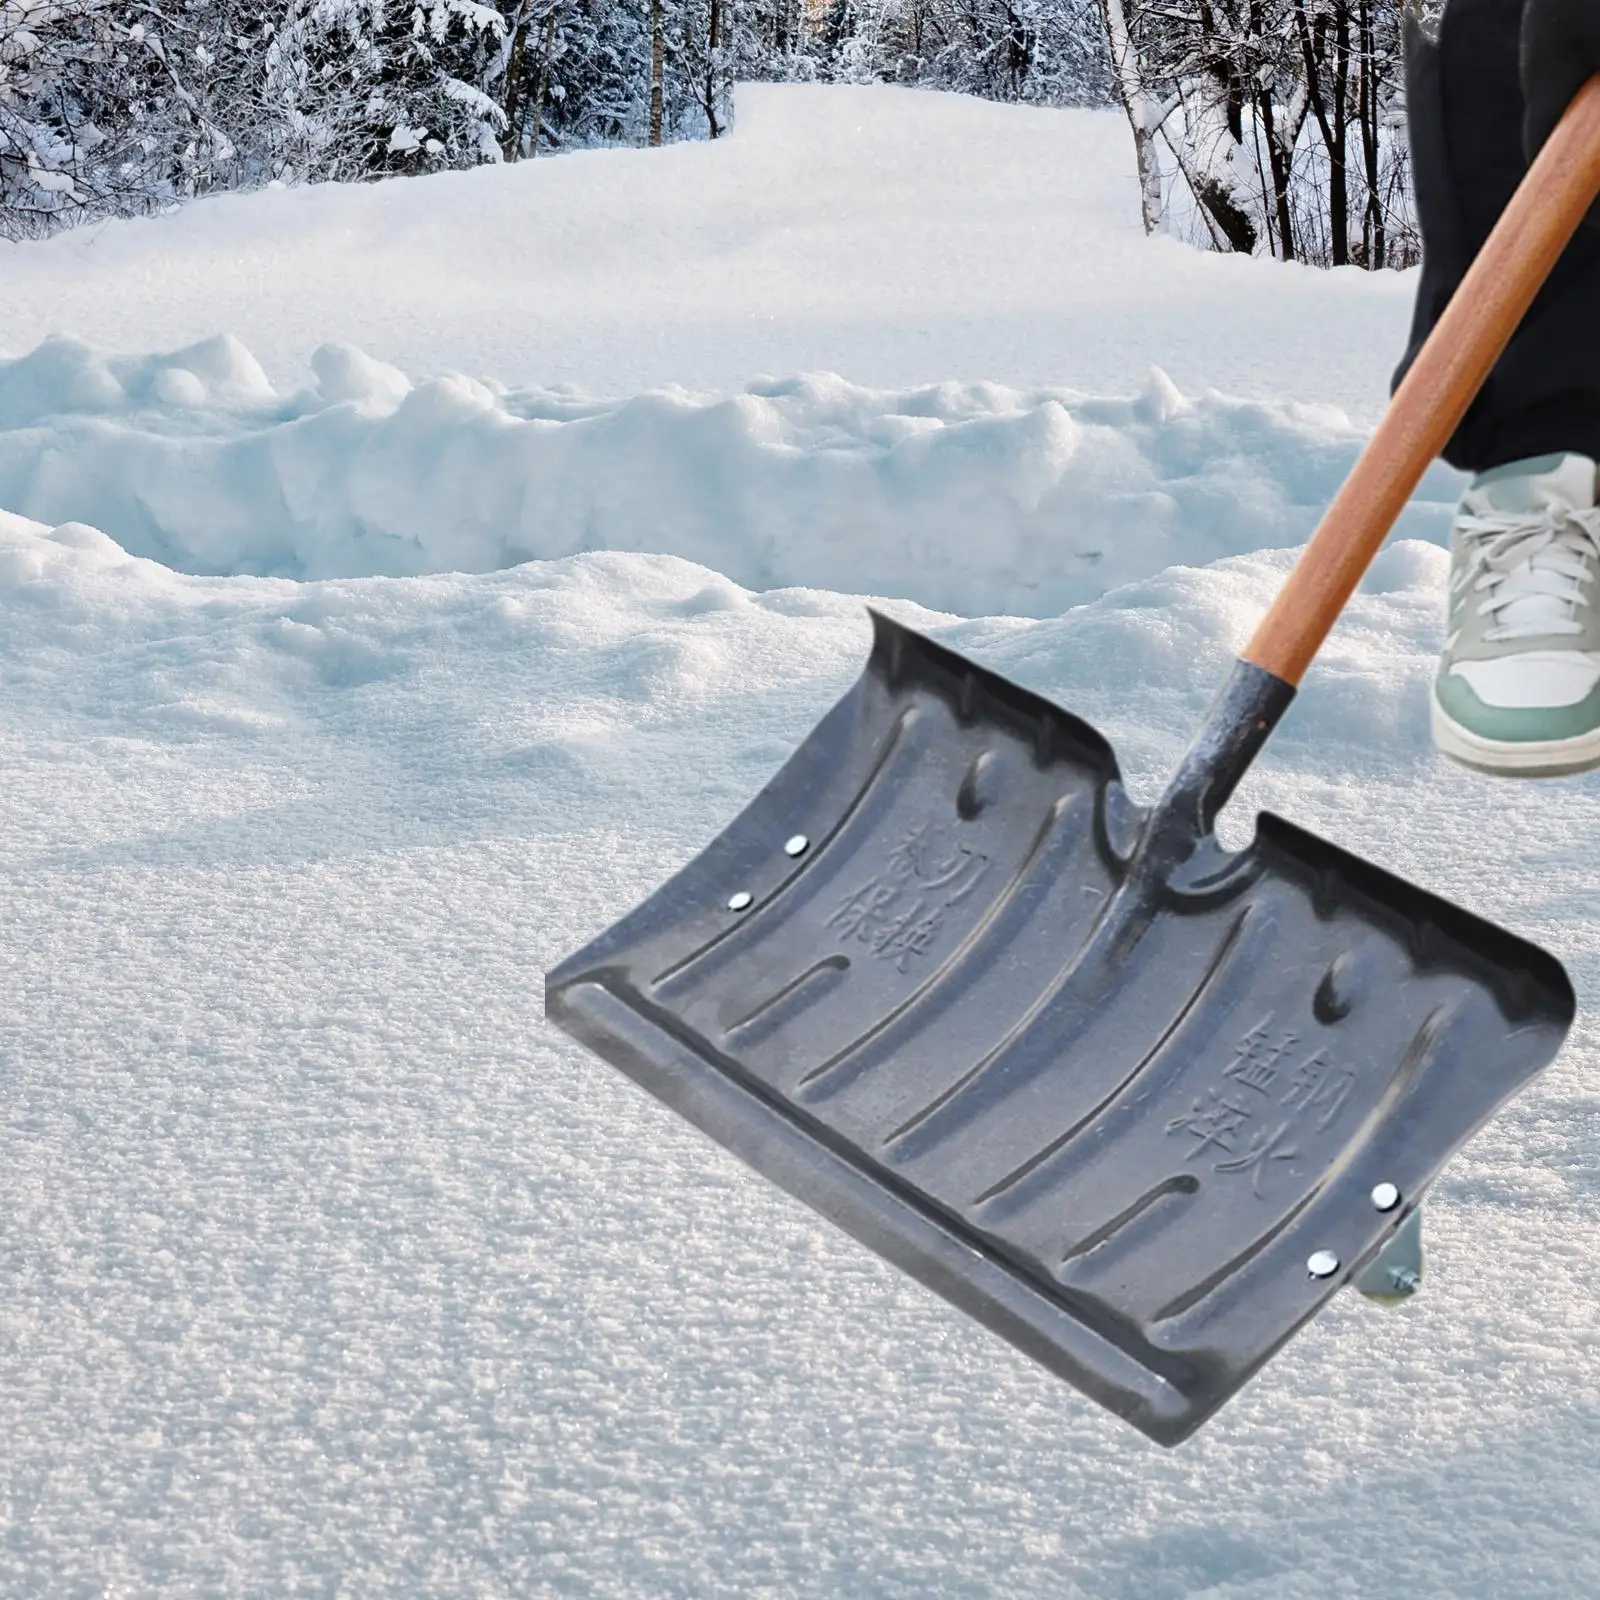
[545,83,1600,1446]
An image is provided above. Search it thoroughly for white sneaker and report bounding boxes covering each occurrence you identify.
[1432,452,1600,777]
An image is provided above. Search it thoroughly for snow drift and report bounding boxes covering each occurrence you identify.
[0,333,1466,611]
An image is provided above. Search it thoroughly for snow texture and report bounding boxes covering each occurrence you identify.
[1,82,1598,1600]
[0,332,1466,609]
[1,85,1416,417]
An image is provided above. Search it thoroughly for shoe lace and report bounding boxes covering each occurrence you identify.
[1454,504,1600,642]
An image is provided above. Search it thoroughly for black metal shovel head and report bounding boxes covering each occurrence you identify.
[544,612,1573,1446]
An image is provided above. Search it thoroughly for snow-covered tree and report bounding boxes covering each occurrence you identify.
[260,0,507,183]
[1,0,115,234]
[1,0,268,237]
[812,0,1109,106]
[1098,0,1415,268]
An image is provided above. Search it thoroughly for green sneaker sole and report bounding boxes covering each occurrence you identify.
[1433,693,1600,778]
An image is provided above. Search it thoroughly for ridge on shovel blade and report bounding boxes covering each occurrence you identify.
[544,612,1573,1447]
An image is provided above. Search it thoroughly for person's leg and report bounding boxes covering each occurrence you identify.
[1398,0,1600,778]
[1397,0,1600,469]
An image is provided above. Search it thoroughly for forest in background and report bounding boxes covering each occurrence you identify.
[1,0,1420,268]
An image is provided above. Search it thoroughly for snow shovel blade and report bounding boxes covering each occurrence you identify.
[545,614,1572,1446]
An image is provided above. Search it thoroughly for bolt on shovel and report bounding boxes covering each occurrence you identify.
[545,81,1600,1444]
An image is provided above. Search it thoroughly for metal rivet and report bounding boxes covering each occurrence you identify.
[784,834,810,858]
[727,891,753,912]
[1371,1182,1401,1213]
[1307,1250,1340,1279]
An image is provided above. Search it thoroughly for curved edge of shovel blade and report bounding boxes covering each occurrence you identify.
[543,613,1575,1447]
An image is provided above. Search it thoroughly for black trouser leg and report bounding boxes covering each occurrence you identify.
[1396,0,1600,471]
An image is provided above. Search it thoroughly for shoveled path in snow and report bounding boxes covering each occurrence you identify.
[2,510,1597,1597]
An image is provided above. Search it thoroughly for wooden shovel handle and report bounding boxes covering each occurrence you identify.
[1242,75,1600,687]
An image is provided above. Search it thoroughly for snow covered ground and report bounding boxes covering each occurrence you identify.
[3,84,1415,417]
[2,84,1598,1598]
